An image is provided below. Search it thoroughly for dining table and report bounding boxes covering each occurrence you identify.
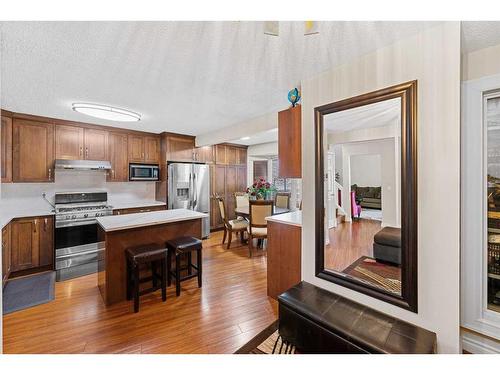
[234,206,291,218]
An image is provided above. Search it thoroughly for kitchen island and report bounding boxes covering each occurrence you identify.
[96,209,208,305]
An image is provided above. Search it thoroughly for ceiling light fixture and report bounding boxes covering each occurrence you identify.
[240,136,251,140]
[72,103,141,122]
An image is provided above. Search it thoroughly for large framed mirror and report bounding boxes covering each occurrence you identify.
[314,81,418,312]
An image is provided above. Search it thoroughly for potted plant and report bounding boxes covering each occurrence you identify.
[247,178,276,200]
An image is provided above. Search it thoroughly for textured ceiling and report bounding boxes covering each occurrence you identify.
[461,21,500,53]
[1,21,441,135]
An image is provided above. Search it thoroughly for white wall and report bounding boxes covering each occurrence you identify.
[301,22,461,353]
[350,154,382,187]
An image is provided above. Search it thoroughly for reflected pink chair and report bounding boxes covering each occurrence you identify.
[350,191,362,219]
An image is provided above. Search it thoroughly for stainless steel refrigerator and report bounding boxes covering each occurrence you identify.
[168,163,210,238]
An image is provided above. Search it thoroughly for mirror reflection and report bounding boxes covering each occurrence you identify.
[323,97,402,296]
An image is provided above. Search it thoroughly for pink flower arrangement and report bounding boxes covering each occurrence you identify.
[246,177,276,199]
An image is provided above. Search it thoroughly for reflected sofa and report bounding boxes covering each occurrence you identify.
[351,184,381,209]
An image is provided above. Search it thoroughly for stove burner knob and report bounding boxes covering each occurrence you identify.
[71,215,76,219]
[84,214,88,218]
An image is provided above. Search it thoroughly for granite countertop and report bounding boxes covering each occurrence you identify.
[108,200,167,210]
[97,208,208,232]
[265,211,302,227]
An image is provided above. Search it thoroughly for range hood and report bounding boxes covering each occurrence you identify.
[55,159,112,171]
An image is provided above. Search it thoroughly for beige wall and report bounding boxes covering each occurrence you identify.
[462,43,500,81]
[301,22,461,353]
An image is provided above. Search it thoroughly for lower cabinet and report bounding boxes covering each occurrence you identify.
[113,205,166,215]
[10,216,54,273]
[2,224,11,288]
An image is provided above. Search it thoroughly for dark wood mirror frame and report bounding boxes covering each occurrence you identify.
[314,80,418,312]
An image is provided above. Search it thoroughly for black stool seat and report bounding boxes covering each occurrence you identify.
[126,243,168,264]
[166,236,202,253]
[166,236,203,296]
[125,243,168,313]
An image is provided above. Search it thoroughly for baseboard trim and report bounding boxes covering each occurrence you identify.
[462,332,500,354]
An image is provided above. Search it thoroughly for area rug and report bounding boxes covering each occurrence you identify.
[359,208,383,221]
[235,321,296,354]
[342,256,401,294]
[3,272,55,315]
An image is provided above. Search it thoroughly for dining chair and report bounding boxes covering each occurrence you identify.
[234,192,249,221]
[247,200,274,257]
[217,196,247,249]
[274,191,291,209]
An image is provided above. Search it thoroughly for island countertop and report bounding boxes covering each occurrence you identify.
[97,208,208,232]
[265,210,302,227]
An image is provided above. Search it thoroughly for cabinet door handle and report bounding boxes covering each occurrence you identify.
[79,147,83,157]
[85,148,89,158]
[44,218,48,231]
[34,219,38,233]
[48,168,52,180]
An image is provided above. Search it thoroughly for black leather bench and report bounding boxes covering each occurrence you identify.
[278,281,436,354]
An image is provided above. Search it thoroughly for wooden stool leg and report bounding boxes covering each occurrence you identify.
[161,258,167,302]
[175,253,181,297]
[187,252,192,275]
[126,259,131,300]
[152,261,158,289]
[167,249,172,287]
[197,248,202,288]
[134,264,140,313]
[240,231,244,243]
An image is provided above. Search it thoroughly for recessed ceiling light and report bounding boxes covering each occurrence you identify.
[72,103,141,122]
[240,136,251,140]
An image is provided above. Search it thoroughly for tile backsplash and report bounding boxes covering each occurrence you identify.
[1,170,156,206]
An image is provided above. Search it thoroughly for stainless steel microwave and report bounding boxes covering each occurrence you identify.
[129,164,160,181]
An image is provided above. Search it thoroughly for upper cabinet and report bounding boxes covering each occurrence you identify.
[1,115,13,182]
[12,119,55,183]
[163,134,195,162]
[278,105,301,178]
[144,136,160,164]
[215,144,247,165]
[107,132,128,182]
[195,145,214,164]
[84,128,108,160]
[128,134,160,164]
[55,125,108,161]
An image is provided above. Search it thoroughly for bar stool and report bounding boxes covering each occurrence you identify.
[125,243,168,313]
[166,236,202,296]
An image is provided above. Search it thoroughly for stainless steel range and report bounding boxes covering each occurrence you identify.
[54,191,113,281]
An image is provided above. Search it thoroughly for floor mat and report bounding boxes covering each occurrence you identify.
[3,272,55,315]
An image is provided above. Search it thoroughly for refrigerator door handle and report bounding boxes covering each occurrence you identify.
[189,172,193,209]
[192,172,198,210]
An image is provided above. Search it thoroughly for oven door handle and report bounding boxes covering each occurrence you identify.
[56,248,102,259]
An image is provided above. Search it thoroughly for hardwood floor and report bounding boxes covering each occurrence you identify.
[324,219,382,272]
[2,231,277,354]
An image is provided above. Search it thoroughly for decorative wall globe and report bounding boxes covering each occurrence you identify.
[288,88,301,107]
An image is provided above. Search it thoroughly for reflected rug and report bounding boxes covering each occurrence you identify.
[342,256,401,294]
[3,272,55,315]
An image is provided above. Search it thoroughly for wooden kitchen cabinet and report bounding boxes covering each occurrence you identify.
[215,144,227,165]
[107,132,129,182]
[128,134,145,163]
[56,125,108,161]
[226,146,238,165]
[1,115,13,182]
[195,145,214,163]
[278,105,301,178]
[55,124,84,159]
[237,147,247,165]
[267,221,301,299]
[129,134,160,164]
[144,136,160,164]
[165,134,195,162]
[2,224,11,288]
[12,119,55,182]
[84,128,108,160]
[10,216,54,273]
[236,165,247,192]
